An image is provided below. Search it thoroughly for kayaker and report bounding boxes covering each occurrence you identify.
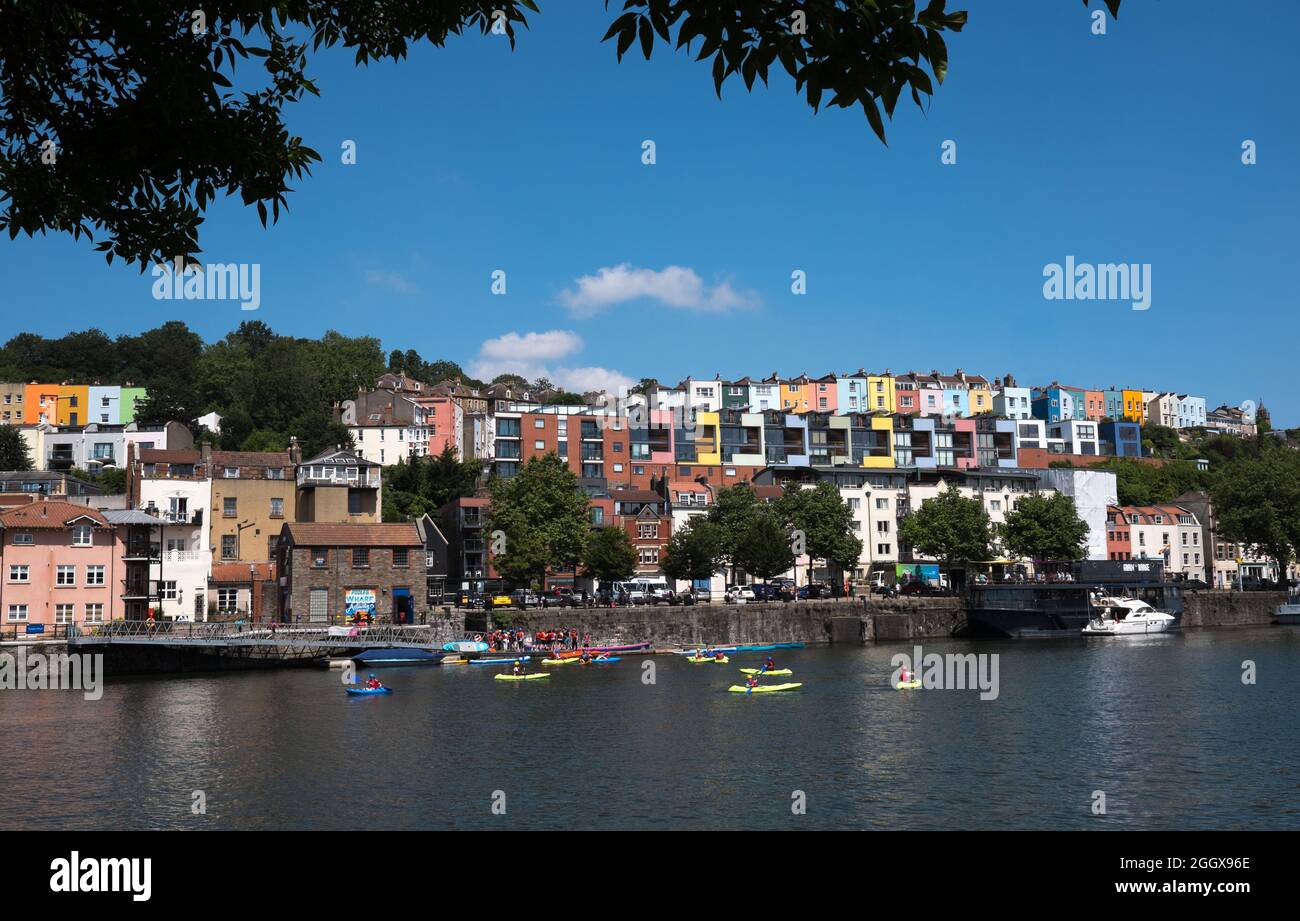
[763,656,777,673]
[746,675,760,690]
[714,651,726,662]
[899,665,912,683]
[365,674,382,689]
[512,660,525,676]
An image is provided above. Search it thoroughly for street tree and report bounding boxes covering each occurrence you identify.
[897,485,994,579]
[999,493,1089,562]
[487,455,590,587]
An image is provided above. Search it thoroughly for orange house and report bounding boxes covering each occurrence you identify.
[23,383,60,425]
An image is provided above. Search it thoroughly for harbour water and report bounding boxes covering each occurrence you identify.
[2,627,1298,830]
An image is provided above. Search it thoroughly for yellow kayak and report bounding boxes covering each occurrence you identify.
[495,673,551,681]
[541,658,581,666]
[727,683,802,693]
[896,679,921,690]
[739,668,793,677]
[687,656,730,664]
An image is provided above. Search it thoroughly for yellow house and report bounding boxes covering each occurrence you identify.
[1122,389,1146,424]
[780,376,811,413]
[967,379,994,415]
[866,373,896,413]
[57,384,90,426]
[858,415,896,469]
[694,410,721,465]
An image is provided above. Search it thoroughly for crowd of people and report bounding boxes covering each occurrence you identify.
[481,629,595,653]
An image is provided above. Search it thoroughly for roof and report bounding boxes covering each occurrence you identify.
[210,451,290,467]
[102,509,163,526]
[139,449,200,465]
[299,449,379,468]
[211,562,277,583]
[281,523,423,547]
[609,488,663,503]
[0,501,109,529]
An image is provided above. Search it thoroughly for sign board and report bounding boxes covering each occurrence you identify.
[345,588,377,617]
[25,624,45,635]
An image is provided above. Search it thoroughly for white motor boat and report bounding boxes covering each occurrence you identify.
[1081,594,1179,636]
[1276,592,1300,625]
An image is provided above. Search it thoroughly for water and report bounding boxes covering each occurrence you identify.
[3,628,1298,830]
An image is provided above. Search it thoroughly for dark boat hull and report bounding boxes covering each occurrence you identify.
[352,648,444,666]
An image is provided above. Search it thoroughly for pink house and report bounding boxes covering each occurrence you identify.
[414,396,464,459]
[1,501,131,632]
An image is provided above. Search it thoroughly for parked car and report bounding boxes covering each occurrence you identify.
[797,582,831,599]
[510,589,542,609]
[725,584,756,604]
[750,583,778,601]
[541,587,581,607]
[665,589,697,606]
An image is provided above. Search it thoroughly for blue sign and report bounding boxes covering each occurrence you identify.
[25,624,45,635]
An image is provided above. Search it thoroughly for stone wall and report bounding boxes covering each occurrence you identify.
[1182,590,1284,628]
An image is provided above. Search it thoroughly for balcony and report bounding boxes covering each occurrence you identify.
[296,468,380,489]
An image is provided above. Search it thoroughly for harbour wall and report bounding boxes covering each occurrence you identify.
[484,590,1283,646]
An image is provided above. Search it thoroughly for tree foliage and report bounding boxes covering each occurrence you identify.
[662,516,725,584]
[1212,450,1300,581]
[776,481,863,590]
[583,525,638,583]
[383,446,484,522]
[733,508,796,582]
[897,485,993,569]
[487,454,590,587]
[0,424,32,470]
[999,492,1088,562]
[0,2,1120,263]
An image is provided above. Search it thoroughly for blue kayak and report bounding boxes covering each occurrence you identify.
[580,656,622,664]
[346,686,392,696]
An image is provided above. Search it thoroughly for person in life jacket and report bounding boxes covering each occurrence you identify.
[714,651,726,661]
[365,674,382,689]
[512,660,525,676]
[899,665,912,683]
[746,674,760,690]
[763,656,776,672]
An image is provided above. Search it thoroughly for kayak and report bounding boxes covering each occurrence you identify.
[495,673,551,681]
[727,683,803,694]
[346,686,392,696]
[469,656,532,666]
[680,646,738,656]
[687,656,730,664]
[580,657,622,664]
[896,679,922,690]
[739,668,793,677]
[541,657,582,666]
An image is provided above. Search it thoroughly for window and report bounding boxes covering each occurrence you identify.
[309,588,329,622]
[72,525,93,547]
[534,418,545,429]
[86,565,105,586]
[8,565,29,583]
[7,604,28,622]
[875,498,890,510]
[876,521,890,534]
[55,604,74,624]
[638,548,659,565]
[877,544,891,555]
[591,508,604,525]
[161,581,178,600]
[85,603,104,624]
[267,468,285,480]
[725,468,737,477]
[348,490,364,515]
[612,463,624,473]
[312,548,328,568]
[217,588,239,612]
[56,565,75,586]
[638,523,659,539]
[224,467,240,478]
[353,548,370,567]
[270,497,284,518]
[534,440,546,450]
[221,535,237,560]
[223,497,237,518]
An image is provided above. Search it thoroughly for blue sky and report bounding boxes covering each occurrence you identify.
[2,1,1297,422]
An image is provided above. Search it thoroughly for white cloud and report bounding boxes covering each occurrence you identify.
[364,269,419,295]
[469,330,634,395]
[559,263,757,317]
